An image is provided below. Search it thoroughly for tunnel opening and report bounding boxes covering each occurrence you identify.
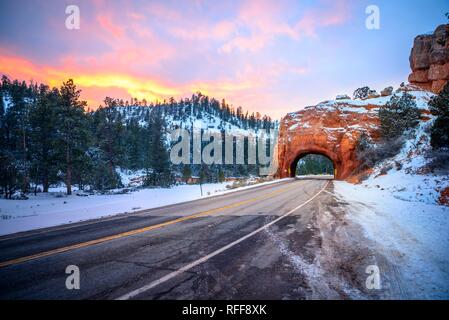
[290,153,335,180]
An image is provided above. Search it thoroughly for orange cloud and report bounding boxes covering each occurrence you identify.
[0,53,180,106]
[0,51,307,119]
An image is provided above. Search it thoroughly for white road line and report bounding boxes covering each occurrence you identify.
[116,181,329,300]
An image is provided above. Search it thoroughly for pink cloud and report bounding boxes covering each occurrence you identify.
[146,2,183,22]
[97,14,125,39]
[219,0,351,53]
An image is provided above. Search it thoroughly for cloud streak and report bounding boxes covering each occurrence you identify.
[0,0,375,119]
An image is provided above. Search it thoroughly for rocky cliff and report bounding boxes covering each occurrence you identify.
[409,24,449,93]
[276,87,435,181]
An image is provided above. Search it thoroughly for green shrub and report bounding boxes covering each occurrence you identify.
[379,92,420,140]
[429,83,449,150]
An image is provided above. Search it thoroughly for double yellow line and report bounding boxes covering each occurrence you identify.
[0,182,297,268]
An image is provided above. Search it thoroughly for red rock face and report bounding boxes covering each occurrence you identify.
[409,24,449,93]
[276,101,381,180]
[439,187,449,207]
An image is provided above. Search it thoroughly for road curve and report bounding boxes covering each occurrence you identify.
[0,179,333,299]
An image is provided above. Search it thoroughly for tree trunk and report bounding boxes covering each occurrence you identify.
[66,147,72,195]
[43,174,49,193]
[22,129,28,193]
[42,148,49,192]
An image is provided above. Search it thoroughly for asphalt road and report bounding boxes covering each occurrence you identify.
[0,178,341,300]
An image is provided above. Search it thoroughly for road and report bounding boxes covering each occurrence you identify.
[0,178,378,300]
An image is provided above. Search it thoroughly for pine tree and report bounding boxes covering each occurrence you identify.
[9,80,32,193]
[29,85,59,192]
[182,165,192,183]
[379,92,420,140]
[91,103,124,189]
[144,109,173,187]
[125,119,144,169]
[218,169,225,182]
[0,79,20,198]
[56,79,90,195]
[429,82,449,150]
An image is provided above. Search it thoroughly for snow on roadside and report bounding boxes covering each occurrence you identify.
[0,183,225,236]
[357,168,448,205]
[334,181,449,299]
[0,178,292,236]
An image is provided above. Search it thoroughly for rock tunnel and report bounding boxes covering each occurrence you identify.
[275,100,381,180]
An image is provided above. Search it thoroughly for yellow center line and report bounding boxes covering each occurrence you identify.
[0,182,301,268]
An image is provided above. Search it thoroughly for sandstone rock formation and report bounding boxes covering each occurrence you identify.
[409,24,449,93]
[276,91,435,181]
[367,91,380,99]
[277,101,381,180]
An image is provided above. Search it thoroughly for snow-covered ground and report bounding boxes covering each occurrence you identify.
[334,181,449,299]
[0,178,291,236]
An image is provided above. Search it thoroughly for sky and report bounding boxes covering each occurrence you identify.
[0,0,448,119]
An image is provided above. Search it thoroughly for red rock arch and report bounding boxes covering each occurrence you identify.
[275,102,381,181]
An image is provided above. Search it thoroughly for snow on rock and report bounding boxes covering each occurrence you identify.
[277,87,437,181]
[336,94,351,100]
[278,90,385,180]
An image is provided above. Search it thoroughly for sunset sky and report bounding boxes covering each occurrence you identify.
[1,0,448,119]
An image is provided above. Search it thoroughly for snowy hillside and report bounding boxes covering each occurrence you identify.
[330,85,449,299]
[338,86,448,205]
[355,119,449,205]
[111,97,278,134]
